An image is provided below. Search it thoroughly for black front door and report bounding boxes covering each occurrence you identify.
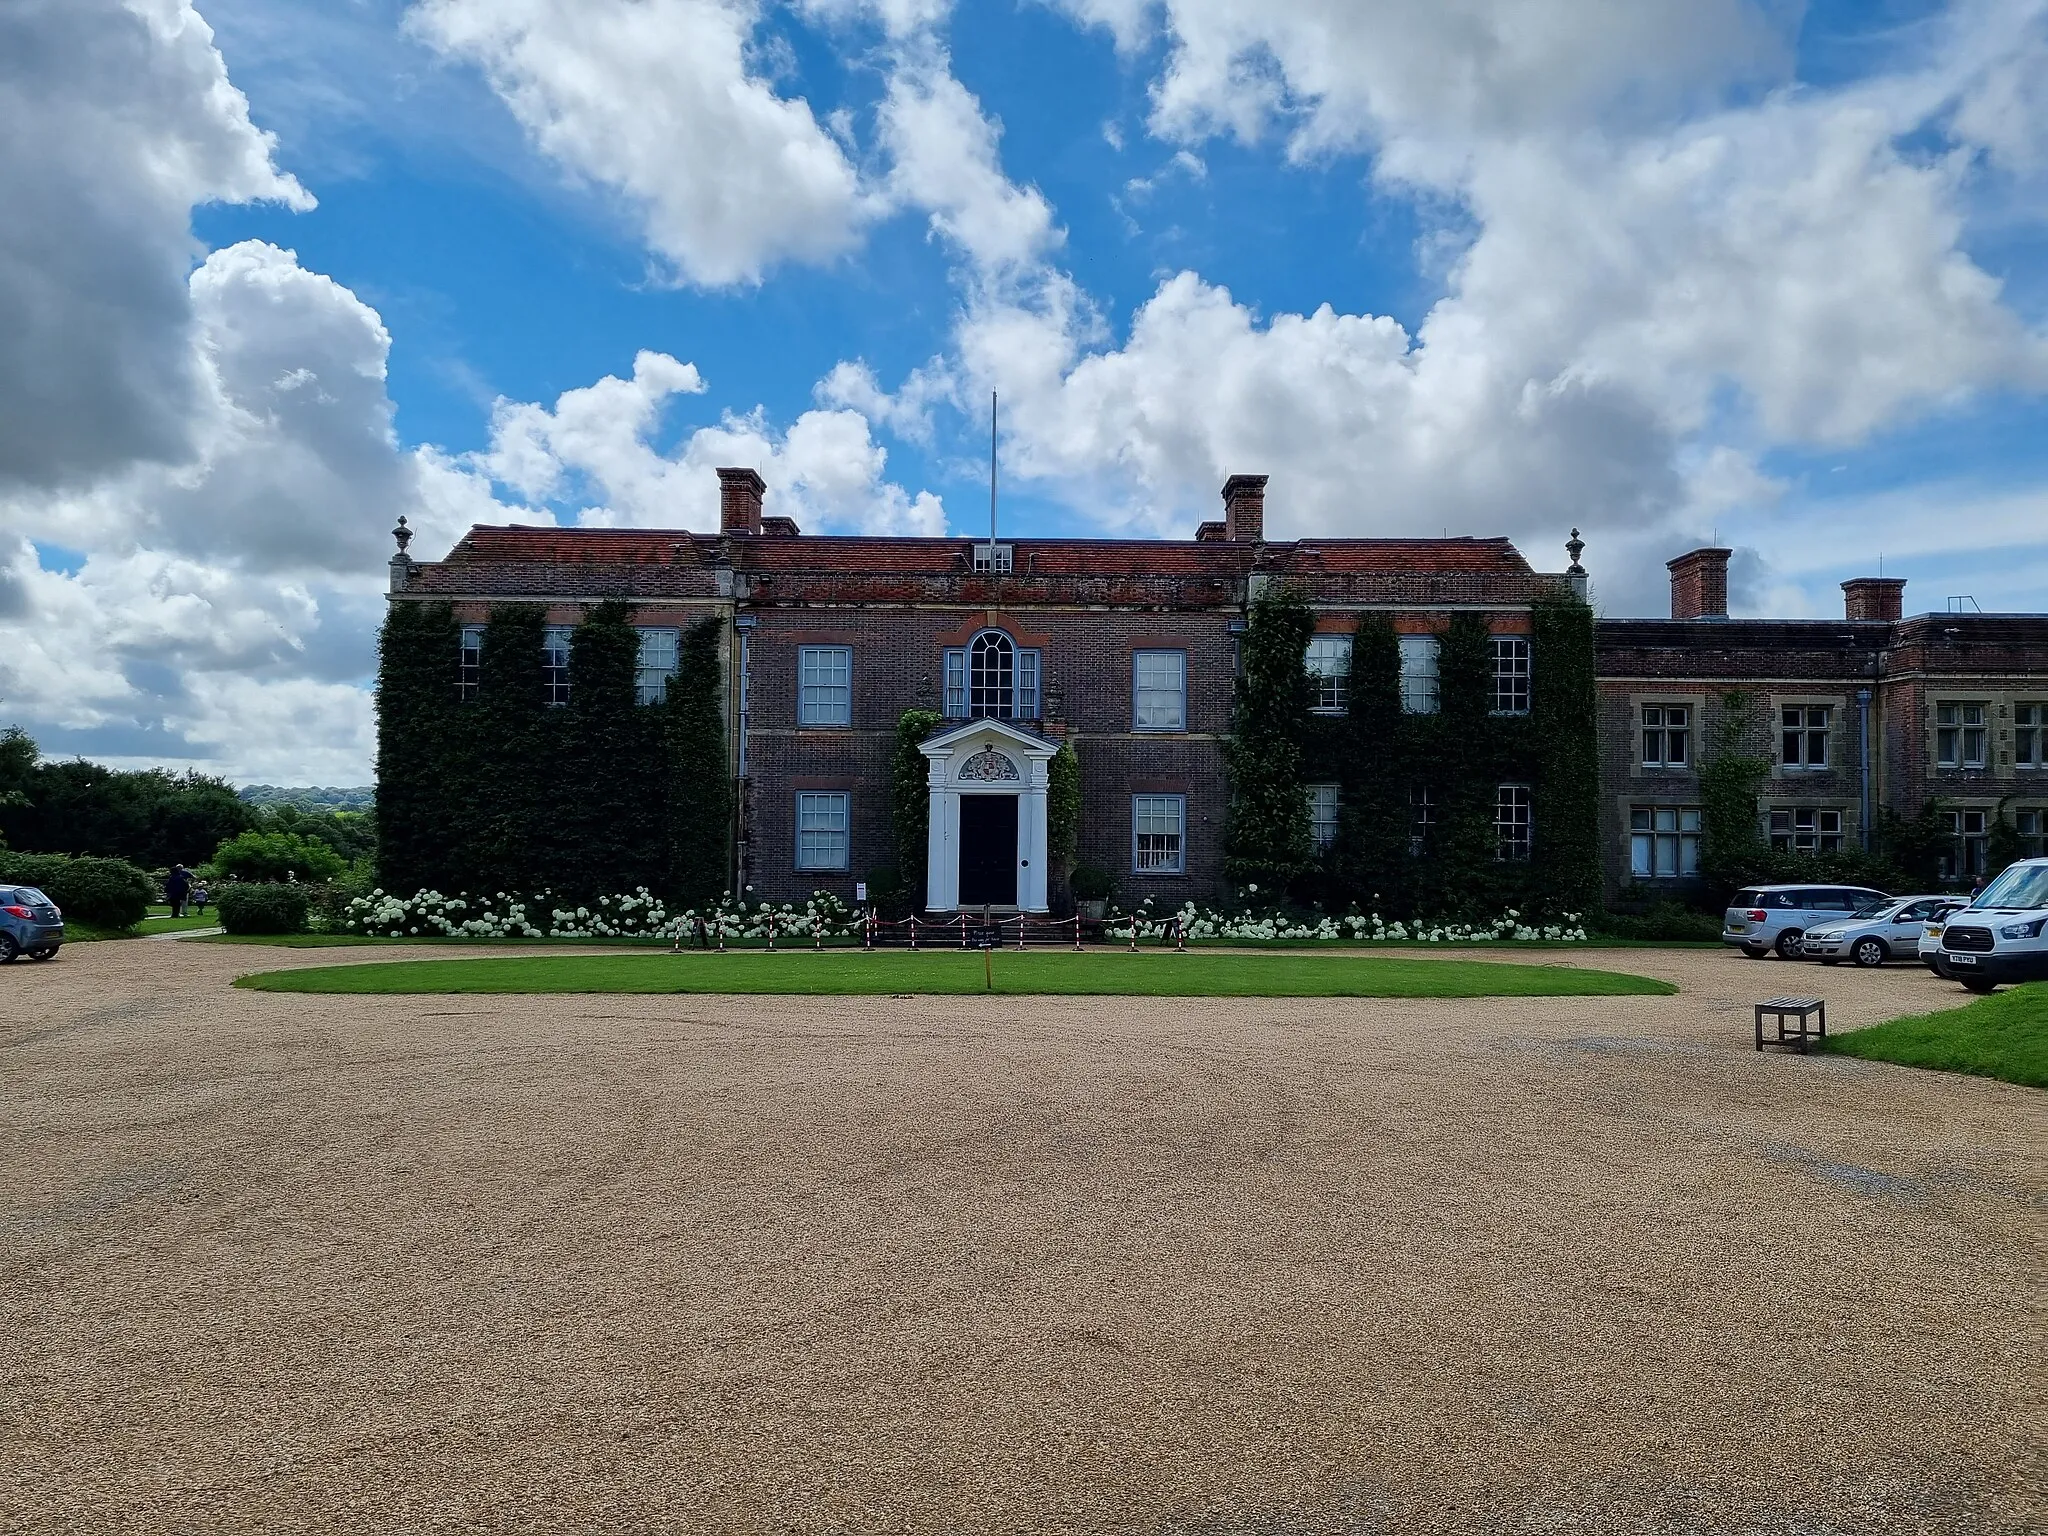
[957,795,1019,906]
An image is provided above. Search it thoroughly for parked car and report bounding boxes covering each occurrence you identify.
[1937,857,2048,993]
[1800,895,1967,967]
[1722,884,1892,959]
[1919,902,1974,975]
[0,885,64,962]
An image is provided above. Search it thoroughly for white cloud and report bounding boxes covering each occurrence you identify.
[406,0,873,286]
[0,0,309,492]
[876,48,1062,278]
[467,352,947,536]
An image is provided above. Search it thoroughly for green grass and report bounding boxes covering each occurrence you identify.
[234,950,1677,999]
[199,931,1718,951]
[1825,982,2048,1090]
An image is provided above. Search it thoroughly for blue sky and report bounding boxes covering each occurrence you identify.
[1,0,2044,780]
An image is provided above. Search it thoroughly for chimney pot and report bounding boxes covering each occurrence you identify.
[1842,577,1906,623]
[1667,547,1732,620]
[717,467,766,535]
[1221,473,1268,543]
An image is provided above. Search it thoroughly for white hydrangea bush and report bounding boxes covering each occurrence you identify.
[1109,898,1589,944]
[340,888,861,943]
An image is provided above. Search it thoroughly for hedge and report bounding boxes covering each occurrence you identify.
[0,851,155,929]
[214,882,311,936]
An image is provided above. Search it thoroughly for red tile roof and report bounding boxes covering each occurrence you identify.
[439,526,1534,577]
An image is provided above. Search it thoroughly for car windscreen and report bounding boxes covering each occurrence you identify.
[1971,863,2048,911]
[1852,902,1894,918]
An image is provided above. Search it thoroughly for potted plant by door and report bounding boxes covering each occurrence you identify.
[1069,864,1113,921]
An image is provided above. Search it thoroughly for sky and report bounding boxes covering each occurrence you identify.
[1,0,2045,784]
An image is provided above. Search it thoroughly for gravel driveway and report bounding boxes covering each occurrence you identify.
[2,940,2041,1534]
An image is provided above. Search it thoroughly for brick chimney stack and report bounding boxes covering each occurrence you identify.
[718,467,766,535]
[1667,547,1732,620]
[1221,473,1268,543]
[1842,577,1906,622]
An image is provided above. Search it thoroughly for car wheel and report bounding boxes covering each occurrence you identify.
[1742,946,1769,959]
[1852,938,1888,968]
[0,935,16,963]
[28,946,57,961]
[1774,929,1805,960]
[1961,979,1998,994]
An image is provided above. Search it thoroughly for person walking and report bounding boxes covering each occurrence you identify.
[164,863,191,919]
[192,881,211,918]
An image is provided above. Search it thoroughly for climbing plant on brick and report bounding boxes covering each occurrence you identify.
[562,602,666,900]
[1529,590,1601,915]
[1224,582,1314,893]
[891,709,943,907]
[1332,611,1412,912]
[666,616,731,905]
[1425,611,1507,914]
[374,600,461,897]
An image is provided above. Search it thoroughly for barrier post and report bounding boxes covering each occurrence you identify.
[1128,914,1139,953]
[766,912,776,952]
[908,916,919,951]
[1073,914,1083,952]
[716,915,726,953]
[959,915,969,950]
[1016,917,1027,951]
[864,909,875,950]
[1174,914,1187,952]
[814,914,823,950]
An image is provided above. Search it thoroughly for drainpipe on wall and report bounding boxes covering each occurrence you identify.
[1857,687,1872,851]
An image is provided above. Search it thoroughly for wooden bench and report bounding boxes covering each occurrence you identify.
[1755,996,1826,1053]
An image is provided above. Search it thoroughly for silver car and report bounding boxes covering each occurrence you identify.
[1723,883,1892,959]
[0,884,64,962]
[1800,895,1966,968]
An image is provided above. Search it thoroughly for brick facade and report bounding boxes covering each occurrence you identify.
[388,482,2048,909]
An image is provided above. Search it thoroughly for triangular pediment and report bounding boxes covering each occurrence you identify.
[917,717,1059,759]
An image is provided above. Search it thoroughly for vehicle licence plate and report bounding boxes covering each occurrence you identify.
[1949,954,1976,965]
[1728,923,1747,933]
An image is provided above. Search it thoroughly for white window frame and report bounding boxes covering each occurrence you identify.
[1495,784,1533,862]
[634,627,679,707]
[1307,783,1340,852]
[1305,635,1352,715]
[1399,634,1440,715]
[1780,705,1829,770]
[795,791,851,872]
[1490,635,1530,716]
[2017,807,2045,859]
[458,624,484,702]
[1132,794,1186,875]
[943,632,1040,720]
[1629,805,1701,879]
[1940,808,1990,879]
[1936,701,1988,769]
[1769,806,1844,854]
[542,625,574,708]
[1409,785,1435,858]
[2017,704,2044,770]
[798,645,853,727]
[1640,704,1690,769]
[1133,650,1186,732]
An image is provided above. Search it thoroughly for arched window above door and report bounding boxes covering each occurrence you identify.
[942,630,1041,720]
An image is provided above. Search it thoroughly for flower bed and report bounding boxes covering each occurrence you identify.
[1108,900,1589,944]
[338,888,860,942]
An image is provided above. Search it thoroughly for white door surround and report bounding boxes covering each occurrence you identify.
[919,718,1056,913]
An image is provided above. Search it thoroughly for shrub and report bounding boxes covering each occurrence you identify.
[213,829,346,884]
[1594,902,1724,943]
[1069,864,1114,901]
[0,851,154,928]
[215,882,311,935]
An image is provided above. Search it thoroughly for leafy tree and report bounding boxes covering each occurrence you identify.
[213,829,346,883]
[0,729,255,866]
[1047,740,1080,871]
[1224,583,1314,894]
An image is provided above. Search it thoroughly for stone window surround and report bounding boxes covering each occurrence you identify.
[1768,693,1845,778]
[1611,793,1703,878]
[1926,692,2048,774]
[1627,691,1706,777]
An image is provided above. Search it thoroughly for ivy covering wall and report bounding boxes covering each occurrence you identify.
[1264,583,1602,918]
[375,602,731,902]
[1224,583,1315,890]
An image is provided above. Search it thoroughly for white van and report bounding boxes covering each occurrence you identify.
[1938,858,2048,993]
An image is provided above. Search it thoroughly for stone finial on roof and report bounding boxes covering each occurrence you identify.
[1565,527,1585,575]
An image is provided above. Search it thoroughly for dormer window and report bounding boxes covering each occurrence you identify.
[943,630,1040,719]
